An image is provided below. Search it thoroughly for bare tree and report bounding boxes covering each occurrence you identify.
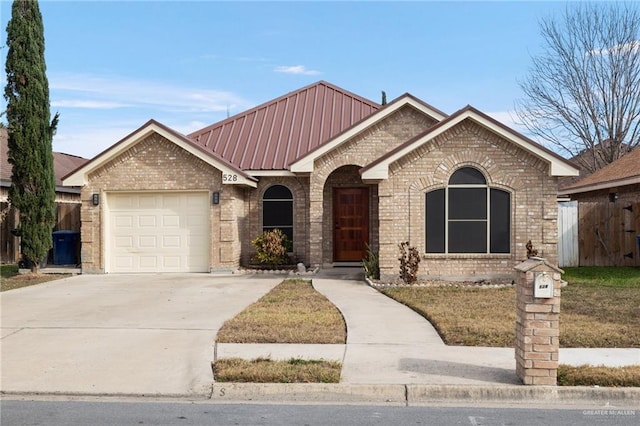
[516,3,640,173]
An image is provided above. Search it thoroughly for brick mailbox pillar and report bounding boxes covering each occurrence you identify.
[514,257,563,385]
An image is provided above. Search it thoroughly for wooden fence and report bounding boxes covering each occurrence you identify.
[0,202,81,263]
[575,200,639,267]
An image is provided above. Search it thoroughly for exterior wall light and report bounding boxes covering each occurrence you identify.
[212,191,220,205]
[92,193,100,206]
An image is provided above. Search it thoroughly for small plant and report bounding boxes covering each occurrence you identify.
[251,229,289,268]
[398,241,420,284]
[362,244,380,280]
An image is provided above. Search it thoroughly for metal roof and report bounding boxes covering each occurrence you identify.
[188,81,381,170]
[0,127,89,187]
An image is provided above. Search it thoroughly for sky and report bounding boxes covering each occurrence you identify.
[0,0,572,160]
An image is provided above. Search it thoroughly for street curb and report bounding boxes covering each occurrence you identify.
[3,384,639,407]
[212,383,640,406]
[407,385,640,406]
[212,383,407,405]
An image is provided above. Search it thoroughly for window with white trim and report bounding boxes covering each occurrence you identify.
[425,167,510,254]
[262,185,293,245]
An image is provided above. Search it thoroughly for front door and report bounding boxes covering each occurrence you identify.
[333,187,369,262]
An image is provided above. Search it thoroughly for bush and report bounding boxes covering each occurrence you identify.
[251,229,289,267]
[362,244,379,280]
[398,241,420,284]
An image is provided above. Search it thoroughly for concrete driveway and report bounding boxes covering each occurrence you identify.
[0,273,281,397]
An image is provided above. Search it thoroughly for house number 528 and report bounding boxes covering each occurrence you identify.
[223,174,238,182]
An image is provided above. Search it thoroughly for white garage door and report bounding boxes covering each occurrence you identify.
[107,192,210,273]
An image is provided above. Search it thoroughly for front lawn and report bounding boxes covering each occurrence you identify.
[0,264,70,292]
[213,357,341,383]
[380,267,640,348]
[214,279,345,383]
[216,278,346,344]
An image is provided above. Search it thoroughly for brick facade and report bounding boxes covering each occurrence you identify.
[80,134,243,273]
[377,121,559,280]
[74,95,571,276]
[310,106,437,266]
[242,176,310,266]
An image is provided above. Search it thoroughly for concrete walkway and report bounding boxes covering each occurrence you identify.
[2,268,639,403]
[218,267,639,387]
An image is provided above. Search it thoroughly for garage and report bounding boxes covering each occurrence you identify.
[107,192,210,273]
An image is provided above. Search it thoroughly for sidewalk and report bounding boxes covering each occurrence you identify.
[215,268,639,405]
[218,269,639,386]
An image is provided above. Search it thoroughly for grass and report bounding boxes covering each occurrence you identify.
[1,263,70,292]
[380,267,640,386]
[382,286,517,347]
[216,278,346,344]
[562,266,640,287]
[381,267,640,348]
[213,357,341,383]
[215,279,345,383]
[558,365,640,387]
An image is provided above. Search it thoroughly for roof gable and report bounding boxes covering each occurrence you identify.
[62,120,256,187]
[289,93,447,173]
[188,81,381,171]
[360,105,579,180]
[560,147,640,195]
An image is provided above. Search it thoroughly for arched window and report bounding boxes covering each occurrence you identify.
[262,185,293,245]
[425,167,510,254]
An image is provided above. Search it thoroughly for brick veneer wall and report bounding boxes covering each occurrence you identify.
[241,176,310,266]
[378,120,560,280]
[310,105,437,266]
[80,134,243,273]
[321,166,379,264]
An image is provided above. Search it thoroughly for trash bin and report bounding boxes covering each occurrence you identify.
[52,230,80,265]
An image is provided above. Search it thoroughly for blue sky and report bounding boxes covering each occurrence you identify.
[1,0,570,159]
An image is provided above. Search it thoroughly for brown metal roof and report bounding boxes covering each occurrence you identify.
[0,127,89,186]
[562,147,640,193]
[188,81,381,170]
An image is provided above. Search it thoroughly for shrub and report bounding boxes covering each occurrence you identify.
[398,241,420,284]
[251,229,289,267]
[362,244,379,280]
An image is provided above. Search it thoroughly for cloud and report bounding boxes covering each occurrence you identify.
[274,65,321,75]
[171,120,210,136]
[53,122,139,159]
[51,100,130,109]
[49,72,253,114]
[46,73,256,158]
[587,40,640,56]
[486,110,530,134]
[486,110,548,146]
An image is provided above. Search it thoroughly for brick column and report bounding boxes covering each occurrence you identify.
[514,257,563,385]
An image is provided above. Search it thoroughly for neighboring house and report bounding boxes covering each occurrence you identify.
[63,81,579,279]
[559,147,640,267]
[0,127,89,263]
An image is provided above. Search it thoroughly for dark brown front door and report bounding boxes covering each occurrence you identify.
[333,187,369,262]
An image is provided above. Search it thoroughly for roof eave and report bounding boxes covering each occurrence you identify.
[361,108,580,181]
[62,120,257,188]
[559,175,640,196]
[290,94,446,173]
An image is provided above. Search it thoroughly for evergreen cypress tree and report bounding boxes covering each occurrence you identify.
[4,0,59,272]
